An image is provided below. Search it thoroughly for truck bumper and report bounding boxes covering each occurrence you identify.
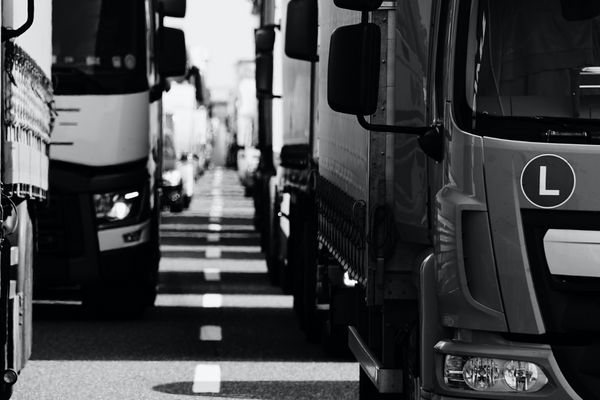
[36,215,154,287]
[35,160,157,288]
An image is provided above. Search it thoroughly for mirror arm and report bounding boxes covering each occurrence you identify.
[262,23,281,31]
[2,0,34,42]
[356,115,430,135]
[356,115,444,161]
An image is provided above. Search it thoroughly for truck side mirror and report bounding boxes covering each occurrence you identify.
[561,0,600,20]
[158,0,187,18]
[256,53,274,98]
[255,27,276,53]
[285,0,318,62]
[158,27,187,78]
[333,0,383,11]
[327,23,380,116]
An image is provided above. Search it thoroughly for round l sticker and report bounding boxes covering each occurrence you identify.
[520,154,576,209]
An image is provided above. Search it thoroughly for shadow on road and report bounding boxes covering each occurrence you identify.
[152,381,358,399]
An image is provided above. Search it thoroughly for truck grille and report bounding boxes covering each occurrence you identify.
[522,209,600,399]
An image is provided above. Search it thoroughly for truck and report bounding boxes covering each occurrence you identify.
[36,0,187,315]
[257,0,600,398]
[233,59,261,197]
[1,0,55,397]
[162,68,211,210]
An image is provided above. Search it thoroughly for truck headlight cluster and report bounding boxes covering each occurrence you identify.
[94,190,142,224]
[444,355,548,393]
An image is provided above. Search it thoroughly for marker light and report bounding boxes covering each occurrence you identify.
[444,355,548,393]
[2,369,17,385]
[124,191,139,200]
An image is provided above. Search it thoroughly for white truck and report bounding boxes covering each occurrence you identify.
[36,0,187,315]
[163,76,210,209]
[1,0,55,397]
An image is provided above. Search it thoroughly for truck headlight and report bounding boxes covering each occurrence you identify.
[162,169,182,187]
[94,190,142,224]
[444,355,548,393]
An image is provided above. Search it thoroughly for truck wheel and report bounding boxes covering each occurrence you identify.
[302,216,320,342]
[402,324,420,400]
[82,282,147,318]
[170,201,184,213]
[0,384,12,400]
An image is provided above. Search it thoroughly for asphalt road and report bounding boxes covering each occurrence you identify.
[12,167,358,400]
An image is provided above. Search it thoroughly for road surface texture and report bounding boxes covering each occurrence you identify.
[13,167,358,400]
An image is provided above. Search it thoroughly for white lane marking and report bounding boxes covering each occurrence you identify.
[205,248,222,259]
[208,224,222,232]
[192,364,221,393]
[203,267,221,281]
[202,294,223,308]
[155,294,290,308]
[209,216,222,224]
[209,207,223,218]
[207,233,220,243]
[211,188,222,196]
[200,326,223,341]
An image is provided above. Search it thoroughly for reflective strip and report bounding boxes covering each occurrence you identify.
[544,229,600,277]
[10,246,18,266]
[97,220,151,252]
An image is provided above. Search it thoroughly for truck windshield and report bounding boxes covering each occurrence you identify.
[52,0,147,95]
[468,0,600,131]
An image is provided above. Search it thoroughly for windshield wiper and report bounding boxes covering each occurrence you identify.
[543,129,600,144]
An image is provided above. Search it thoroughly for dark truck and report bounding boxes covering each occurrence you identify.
[256,0,600,398]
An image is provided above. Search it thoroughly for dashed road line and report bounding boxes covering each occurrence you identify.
[203,267,221,280]
[202,294,223,308]
[209,207,223,218]
[192,364,221,393]
[200,325,223,341]
[205,248,222,259]
[208,224,222,232]
[207,233,220,243]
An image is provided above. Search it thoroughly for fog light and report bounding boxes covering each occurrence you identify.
[2,369,17,385]
[463,358,501,391]
[443,355,548,393]
[123,229,142,243]
[504,360,548,392]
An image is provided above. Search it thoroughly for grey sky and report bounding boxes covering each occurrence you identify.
[166,0,258,101]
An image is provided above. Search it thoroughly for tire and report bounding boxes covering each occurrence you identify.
[402,324,420,400]
[0,384,12,400]
[82,239,159,318]
[182,195,191,209]
[170,201,184,213]
[302,198,320,342]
